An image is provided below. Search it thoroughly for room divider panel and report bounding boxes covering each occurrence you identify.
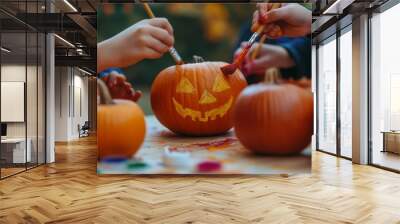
[0,0,47,179]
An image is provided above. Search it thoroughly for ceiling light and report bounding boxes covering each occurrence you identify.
[323,0,354,15]
[78,67,93,76]
[1,47,11,53]
[54,34,75,48]
[323,0,341,14]
[76,48,85,55]
[63,0,78,12]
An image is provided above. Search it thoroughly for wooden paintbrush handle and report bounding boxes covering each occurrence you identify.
[250,3,282,60]
[251,35,267,60]
[143,3,155,18]
[142,3,184,65]
[255,24,265,34]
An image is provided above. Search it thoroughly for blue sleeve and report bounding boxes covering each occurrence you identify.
[279,37,311,80]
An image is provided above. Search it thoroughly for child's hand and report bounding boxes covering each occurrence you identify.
[101,72,142,102]
[251,3,311,38]
[235,42,295,76]
[98,18,174,72]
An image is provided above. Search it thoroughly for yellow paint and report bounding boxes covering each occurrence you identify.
[212,73,231,92]
[172,96,233,122]
[176,77,195,93]
[198,90,217,104]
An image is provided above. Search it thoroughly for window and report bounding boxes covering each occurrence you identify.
[317,36,337,154]
[370,3,400,171]
[339,28,352,158]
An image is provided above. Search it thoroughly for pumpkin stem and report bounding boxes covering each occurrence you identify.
[264,68,280,84]
[193,55,205,63]
[97,79,114,105]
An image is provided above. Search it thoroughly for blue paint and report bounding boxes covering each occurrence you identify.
[100,157,128,163]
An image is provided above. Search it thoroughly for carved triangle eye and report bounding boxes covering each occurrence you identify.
[212,73,231,92]
[176,77,195,93]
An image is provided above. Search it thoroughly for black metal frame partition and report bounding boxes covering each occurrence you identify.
[0,0,47,180]
[315,19,353,161]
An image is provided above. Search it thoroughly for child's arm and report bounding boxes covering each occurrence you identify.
[98,18,174,73]
[251,3,311,38]
[234,42,295,76]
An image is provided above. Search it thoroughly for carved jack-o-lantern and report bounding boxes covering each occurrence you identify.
[151,57,247,136]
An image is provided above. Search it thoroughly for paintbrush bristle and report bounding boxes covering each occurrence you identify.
[220,64,237,75]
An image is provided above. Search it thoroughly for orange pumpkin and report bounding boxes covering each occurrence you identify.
[233,69,313,155]
[97,80,146,159]
[151,56,247,136]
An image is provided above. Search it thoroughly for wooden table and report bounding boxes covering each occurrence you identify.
[98,116,311,175]
[382,131,400,154]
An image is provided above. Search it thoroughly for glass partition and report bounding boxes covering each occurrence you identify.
[1,31,28,177]
[0,1,46,179]
[27,30,38,169]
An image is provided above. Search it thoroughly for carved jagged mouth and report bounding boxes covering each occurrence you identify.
[172,96,233,122]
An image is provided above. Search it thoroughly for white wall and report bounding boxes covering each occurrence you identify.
[54,67,89,141]
[55,66,70,141]
[1,65,32,138]
[1,63,46,164]
[72,73,89,137]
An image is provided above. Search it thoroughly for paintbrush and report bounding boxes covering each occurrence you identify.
[221,3,281,75]
[142,3,184,65]
[250,34,267,60]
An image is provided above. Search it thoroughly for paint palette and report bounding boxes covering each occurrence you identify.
[97,116,311,175]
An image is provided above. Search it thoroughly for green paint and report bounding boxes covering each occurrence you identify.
[127,161,148,169]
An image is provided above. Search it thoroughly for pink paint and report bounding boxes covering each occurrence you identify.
[197,160,222,172]
[191,137,237,150]
[165,137,237,152]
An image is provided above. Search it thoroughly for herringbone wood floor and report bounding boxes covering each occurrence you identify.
[1,136,400,224]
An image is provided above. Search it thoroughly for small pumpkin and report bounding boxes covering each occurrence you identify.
[97,79,146,159]
[151,56,247,136]
[233,68,313,155]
